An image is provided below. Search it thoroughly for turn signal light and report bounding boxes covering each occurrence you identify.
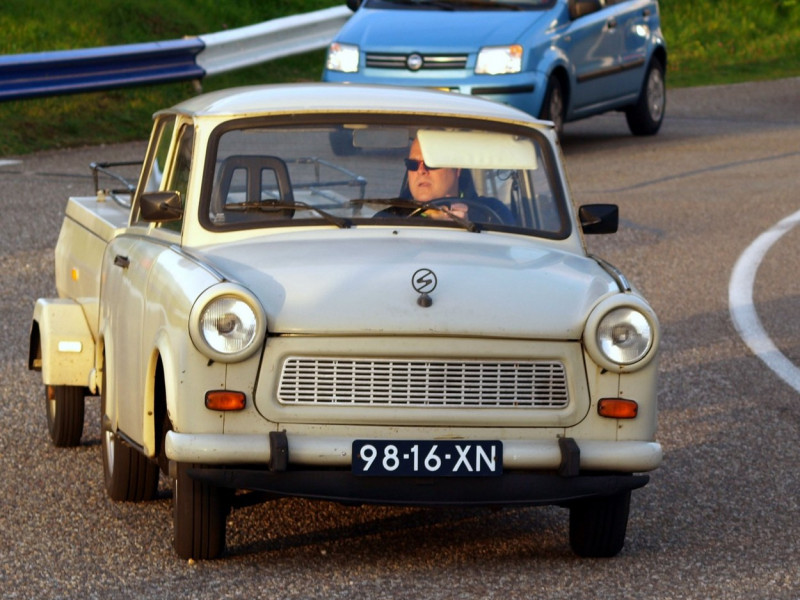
[598,398,638,419]
[205,390,246,411]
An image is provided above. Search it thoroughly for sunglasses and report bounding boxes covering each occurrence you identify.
[404,158,441,172]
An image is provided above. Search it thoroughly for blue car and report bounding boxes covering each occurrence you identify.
[323,0,667,136]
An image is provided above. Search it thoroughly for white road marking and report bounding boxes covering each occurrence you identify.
[0,160,21,167]
[729,208,800,393]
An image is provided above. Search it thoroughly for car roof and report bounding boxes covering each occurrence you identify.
[160,83,545,127]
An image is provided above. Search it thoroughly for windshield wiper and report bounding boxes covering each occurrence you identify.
[361,198,482,233]
[381,0,522,9]
[381,0,457,9]
[225,200,352,228]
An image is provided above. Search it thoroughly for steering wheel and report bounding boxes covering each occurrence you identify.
[424,197,507,224]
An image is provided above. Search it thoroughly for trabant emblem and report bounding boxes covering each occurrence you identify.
[412,268,437,307]
[406,53,424,71]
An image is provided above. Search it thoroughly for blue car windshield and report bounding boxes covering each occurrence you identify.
[363,0,555,9]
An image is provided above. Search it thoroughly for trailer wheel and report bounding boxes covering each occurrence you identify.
[45,385,85,447]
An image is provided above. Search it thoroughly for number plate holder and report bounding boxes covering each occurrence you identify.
[352,440,503,477]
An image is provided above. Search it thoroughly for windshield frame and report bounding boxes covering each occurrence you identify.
[197,112,572,240]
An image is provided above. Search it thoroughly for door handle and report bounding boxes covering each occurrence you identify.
[606,18,617,29]
[114,255,130,269]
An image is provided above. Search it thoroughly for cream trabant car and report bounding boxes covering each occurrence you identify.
[29,83,661,560]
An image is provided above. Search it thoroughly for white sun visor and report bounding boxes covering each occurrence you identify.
[417,129,538,170]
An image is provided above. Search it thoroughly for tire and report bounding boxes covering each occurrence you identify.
[569,490,631,558]
[101,367,159,502]
[626,58,666,136]
[173,462,230,560]
[539,75,565,137]
[45,385,85,447]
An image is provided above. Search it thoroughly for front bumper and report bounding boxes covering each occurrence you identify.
[166,431,662,472]
[322,70,546,118]
[167,431,661,505]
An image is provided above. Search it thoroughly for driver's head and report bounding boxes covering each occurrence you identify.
[406,138,460,202]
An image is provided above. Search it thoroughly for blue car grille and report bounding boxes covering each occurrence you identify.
[277,357,569,408]
[365,52,468,70]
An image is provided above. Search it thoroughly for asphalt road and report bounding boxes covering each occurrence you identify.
[1,77,799,599]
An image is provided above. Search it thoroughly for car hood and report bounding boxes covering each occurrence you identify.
[338,7,551,49]
[195,229,617,339]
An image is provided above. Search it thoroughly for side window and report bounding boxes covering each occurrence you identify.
[150,118,176,192]
[167,125,194,200]
[159,125,194,232]
[133,116,177,227]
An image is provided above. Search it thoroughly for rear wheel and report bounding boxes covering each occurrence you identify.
[569,490,631,558]
[101,367,158,502]
[173,462,230,560]
[45,385,85,447]
[626,58,666,136]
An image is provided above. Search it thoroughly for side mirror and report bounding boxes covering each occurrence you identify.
[579,204,618,234]
[569,0,601,19]
[139,191,183,222]
[346,0,361,11]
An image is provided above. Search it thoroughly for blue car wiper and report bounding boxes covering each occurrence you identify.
[380,0,523,9]
[379,0,456,9]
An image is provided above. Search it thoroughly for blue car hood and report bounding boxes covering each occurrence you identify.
[338,7,551,50]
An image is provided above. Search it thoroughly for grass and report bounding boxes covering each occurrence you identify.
[1,0,798,155]
[663,0,800,86]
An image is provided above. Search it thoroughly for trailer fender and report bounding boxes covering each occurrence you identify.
[30,298,95,389]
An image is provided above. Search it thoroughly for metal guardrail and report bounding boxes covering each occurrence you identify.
[0,6,350,102]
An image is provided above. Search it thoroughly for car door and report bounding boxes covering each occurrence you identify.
[101,116,186,446]
[563,0,637,112]
[606,0,653,97]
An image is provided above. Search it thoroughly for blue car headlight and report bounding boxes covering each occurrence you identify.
[326,42,360,73]
[475,45,523,75]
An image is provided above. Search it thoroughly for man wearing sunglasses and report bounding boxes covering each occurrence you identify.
[405,138,469,219]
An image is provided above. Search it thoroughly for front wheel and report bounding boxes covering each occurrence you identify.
[45,385,85,447]
[626,58,666,136]
[569,490,631,558]
[173,462,230,560]
[539,76,565,137]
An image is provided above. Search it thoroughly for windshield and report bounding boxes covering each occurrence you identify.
[362,0,556,9]
[200,117,569,239]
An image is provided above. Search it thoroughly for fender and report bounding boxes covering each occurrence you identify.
[31,298,96,390]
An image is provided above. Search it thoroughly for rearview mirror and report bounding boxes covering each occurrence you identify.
[140,191,183,222]
[569,0,602,19]
[579,204,618,234]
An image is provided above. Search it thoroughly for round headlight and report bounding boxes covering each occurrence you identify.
[189,285,266,363]
[200,296,258,354]
[584,296,659,373]
[596,307,653,365]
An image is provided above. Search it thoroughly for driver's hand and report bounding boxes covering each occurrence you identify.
[448,202,468,219]
[426,202,468,220]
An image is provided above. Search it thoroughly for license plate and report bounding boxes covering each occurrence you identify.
[352,440,502,477]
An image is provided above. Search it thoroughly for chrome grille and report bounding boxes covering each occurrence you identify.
[365,52,468,70]
[278,357,568,408]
